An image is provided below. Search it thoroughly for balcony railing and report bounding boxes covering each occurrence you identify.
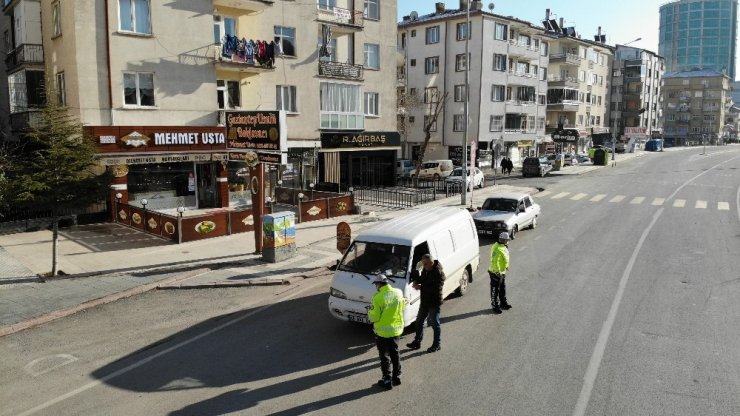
[549,53,581,65]
[318,60,363,80]
[10,109,43,131]
[317,5,364,28]
[509,39,539,53]
[507,68,537,78]
[5,44,44,72]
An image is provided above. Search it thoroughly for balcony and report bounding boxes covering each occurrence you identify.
[508,40,539,59]
[549,53,581,66]
[547,101,580,112]
[5,44,43,73]
[547,75,579,88]
[212,0,273,12]
[318,60,363,80]
[316,5,364,33]
[624,71,642,80]
[10,109,43,132]
[213,45,275,73]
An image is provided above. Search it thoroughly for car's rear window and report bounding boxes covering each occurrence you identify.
[523,158,539,165]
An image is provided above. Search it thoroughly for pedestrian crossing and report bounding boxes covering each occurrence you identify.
[536,191,732,211]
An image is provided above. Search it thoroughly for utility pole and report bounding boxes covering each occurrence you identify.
[461,1,470,206]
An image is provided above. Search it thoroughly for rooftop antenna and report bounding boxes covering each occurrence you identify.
[410,11,418,20]
[488,3,495,11]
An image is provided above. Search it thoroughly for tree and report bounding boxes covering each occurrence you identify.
[8,101,111,276]
[413,90,449,177]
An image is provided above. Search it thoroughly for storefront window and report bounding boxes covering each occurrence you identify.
[128,163,195,209]
[228,162,251,207]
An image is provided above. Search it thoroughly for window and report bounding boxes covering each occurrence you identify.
[540,41,548,56]
[55,72,66,105]
[538,94,546,105]
[456,22,470,40]
[537,117,545,130]
[276,85,296,112]
[423,87,439,103]
[454,85,467,102]
[425,56,439,74]
[424,115,437,132]
[490,115,503,131]
[320,82,364,130]
[595,116,600,126]
[318,0,336,10]
[410,59,416,67]
[52,1,61,37]
[213,16,237,44]
[491,85,505,101]
[364,92,379,116]
[453,114,466,131]
[493,54,507,71]
[218,80,241,110]
[494,23,507,40]
[455,53,469,71]
[364,0,379,20]
[274,26,296,57]
[410,29,416,37]
[123,72,154,107]
[364,43,380,69]
[539,67,547,81]
[119,0,151,34]
[426,26,440,44]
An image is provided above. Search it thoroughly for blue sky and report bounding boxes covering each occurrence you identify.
[397,0,660,52]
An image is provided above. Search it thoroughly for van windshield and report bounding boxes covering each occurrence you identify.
[338,242,411,278]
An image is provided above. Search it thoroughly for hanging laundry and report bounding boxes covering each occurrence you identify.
[267,41,275,68]
[245,39,255,64]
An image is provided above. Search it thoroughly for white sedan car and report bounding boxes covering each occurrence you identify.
[472,192,541,238]
[445,167,484,190]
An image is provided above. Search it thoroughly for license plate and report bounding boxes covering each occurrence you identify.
[347,313,369,324]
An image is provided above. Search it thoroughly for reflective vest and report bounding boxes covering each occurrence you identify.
[488,242,510,274]
[368,285,406,338]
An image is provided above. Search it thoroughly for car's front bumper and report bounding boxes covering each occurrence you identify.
[473,220,508,235]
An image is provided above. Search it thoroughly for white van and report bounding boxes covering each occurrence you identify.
[413,160,454,180]
[328,207,480,326]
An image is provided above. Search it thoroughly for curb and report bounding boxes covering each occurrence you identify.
[157,280,291,289]
[0,267,211,338]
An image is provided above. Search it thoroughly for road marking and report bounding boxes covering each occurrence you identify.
[651,198,665,206]
[718,201,730,211]
[24,355,78,377]
[630,197,645,205]
[571,193,588,201]
[552,192,570,199]
[537,190,553,197]
[590,194,607,202]
[15,277,329,416]
[737,186,740,222]
[572,152,740,416]
[548,225,556,231]
[517,245,528,252]
[609,195,625,203]
[695,200,707,209]
[534,235,542,241]
[673,199,686,208]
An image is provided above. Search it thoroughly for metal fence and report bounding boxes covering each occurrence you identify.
[353,181,465,208]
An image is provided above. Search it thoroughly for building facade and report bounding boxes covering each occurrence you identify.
[609,45,665,147]
[661,69,730,146]
[398,0,551,167]
[659,0,738,80]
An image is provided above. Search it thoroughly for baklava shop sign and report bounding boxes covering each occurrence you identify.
[91,126,227,153]
[225,110,288,152]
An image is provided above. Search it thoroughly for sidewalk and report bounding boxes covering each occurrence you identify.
[549,150,648,176]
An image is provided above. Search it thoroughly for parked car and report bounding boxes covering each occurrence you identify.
[445,167,485,189]
[522,157,552,177]
[396,159,415,177]
[559,153,578,166]
[413,159,455,180]
[574,154,591,164]
[615,143,627,153]
[472,193,541,239]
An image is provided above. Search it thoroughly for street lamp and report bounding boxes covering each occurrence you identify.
[623,37,642,46]
[309,182,315,200]
[297,193,305,223]
[141,198,148,212]
[115,192,123,202]
[114,193,123,223]
[265,196,273,213]
[176,205,185,244]
[461,0,470,206]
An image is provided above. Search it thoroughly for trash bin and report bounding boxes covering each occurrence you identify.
[593,149,608,166]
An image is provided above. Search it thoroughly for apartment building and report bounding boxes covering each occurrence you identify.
[661,69,730,146]
[2,0,398,214]
[398,0,551,166]
[543,17,613,153]
[609,45,665,147]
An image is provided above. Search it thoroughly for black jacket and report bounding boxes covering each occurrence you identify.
[412,260,446,307]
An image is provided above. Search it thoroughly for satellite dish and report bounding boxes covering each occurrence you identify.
[488,3,495,11]
[410,11,418,20]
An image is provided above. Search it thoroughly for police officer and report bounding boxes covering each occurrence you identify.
[488,232,511,315]
[368,274,406,390]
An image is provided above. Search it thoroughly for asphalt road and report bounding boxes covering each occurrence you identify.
[1,146,739,416]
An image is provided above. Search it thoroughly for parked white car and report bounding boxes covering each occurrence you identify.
[445,167,484,189]
[471,192,541,239]
[412,160,455,180]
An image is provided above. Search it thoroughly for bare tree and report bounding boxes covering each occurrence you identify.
[413,90,449,177]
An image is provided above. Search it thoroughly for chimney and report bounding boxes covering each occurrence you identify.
[459,0,469,11]
[435,2,445,14]
[559,17,564,30]
[403,15,410,21]
[545,8,550,21]
[472,0,482,11]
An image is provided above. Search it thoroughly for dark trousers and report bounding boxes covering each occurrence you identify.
[375,336,401,378]
[414,304,441,346]
[489,272,507,308]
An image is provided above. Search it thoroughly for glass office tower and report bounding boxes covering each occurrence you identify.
[659,0,738,80]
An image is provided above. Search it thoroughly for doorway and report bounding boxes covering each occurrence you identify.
[196,162,218,209]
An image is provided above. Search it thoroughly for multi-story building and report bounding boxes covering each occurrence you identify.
[659,0,738,80]
[661,69,730,146]
[2,0,399,213]
[543,17,614,153]
[398,0,551,166]
[609,45,665,147]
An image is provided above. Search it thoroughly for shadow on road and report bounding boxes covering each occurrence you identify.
[91,293,388,414]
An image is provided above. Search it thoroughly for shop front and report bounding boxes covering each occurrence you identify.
[319,131,400,189]
[551,128,579,153]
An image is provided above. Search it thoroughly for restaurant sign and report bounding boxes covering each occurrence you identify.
[98,153,228,166]
[225,111,288,152]
[551,128,579,143]
[88,126,227,153]
[320,131,401,150]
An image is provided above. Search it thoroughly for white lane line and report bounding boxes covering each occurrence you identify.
[673,199,686,208]
[534,235,542,241]
[737,186,740,222]
[517,245,528,252]
[552,192,570,199]
[695,200,708,209]
[572,152,740,416]
[15,278,329,416]
[590,194,607,202]
[630,197,645,205]
[538,190,553,197]
[571,193,588,201]
[651,198,665,206]
[609,195,625,203]
[718,201,730,211]
[548,225,557,231]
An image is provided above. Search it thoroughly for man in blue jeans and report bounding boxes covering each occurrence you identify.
[406,254,446,353]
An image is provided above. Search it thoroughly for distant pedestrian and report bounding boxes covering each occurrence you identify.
[368,274,406,390]
[488,232,511,315]
[406,254,445,353]
[505,158,514,175]
[500,158,507,174]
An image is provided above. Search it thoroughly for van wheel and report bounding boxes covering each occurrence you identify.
[455,268,470,296]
